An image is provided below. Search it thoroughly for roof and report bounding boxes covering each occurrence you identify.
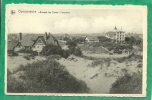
[7,40,18,50]
[86,36,99,41]
[8,34,19,41]
[46,34,58,45]
[21,33,58,47]
[58,40,67,47]
[33,36,46,46]
[21,34,47,47]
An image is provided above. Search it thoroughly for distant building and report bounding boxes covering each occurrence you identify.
[85,36,99,42]
[106,26,125,43]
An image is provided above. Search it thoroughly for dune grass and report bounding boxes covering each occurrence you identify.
[110,72,142,94]
[7,58,89,93]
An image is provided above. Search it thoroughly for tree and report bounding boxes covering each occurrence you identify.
[41,44,63,56]
[129,36,136,45]
[74,47,83,56]
[66,40,77,48]
[63,37,71,41]
[125,37,130,44]
[97,36,111,42]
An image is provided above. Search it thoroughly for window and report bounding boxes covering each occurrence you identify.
[37,46,39,48]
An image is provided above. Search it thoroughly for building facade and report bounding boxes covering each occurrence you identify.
[106,26,125,43]
[8,32,59,55]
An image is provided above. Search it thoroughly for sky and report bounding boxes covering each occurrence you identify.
[6,5,147,34]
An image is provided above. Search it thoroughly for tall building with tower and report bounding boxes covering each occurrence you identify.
[106,26,125,43]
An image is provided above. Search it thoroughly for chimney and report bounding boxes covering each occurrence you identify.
[19,32,22,41]
[45,32,47,40]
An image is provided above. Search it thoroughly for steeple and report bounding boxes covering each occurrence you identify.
[114,26,117,30]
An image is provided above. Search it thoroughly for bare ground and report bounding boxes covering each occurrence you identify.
[83,52,128,58]
[7,55,142,93]
[58,55,142,93]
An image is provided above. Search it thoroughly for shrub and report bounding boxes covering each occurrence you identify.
[11,51,18,56]
[73,47,82,57]
[19,48,33,54]
[31,51,38,56]
[23,55,30,60]
[91,58,111,67]
[41,44,71,59]
[82,55,99,60]
[66,40,77,48]
[61,50,70,59]
[7,59,89,93]
[65,40,84,57]
[110,72,142,94]
[79,43,108,54]
[7,69,12,76]
[114,53,142,63]
[69,46,76,54]
[97,36,111,42]
[46,55,61,60]
[41,44,63,56]
[137,63,142,68]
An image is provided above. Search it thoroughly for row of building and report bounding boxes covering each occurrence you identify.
[63,26,142,43]
[7,26,142,55]
[8,32,60,55]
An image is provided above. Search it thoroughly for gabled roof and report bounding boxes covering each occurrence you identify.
[46,34,58,45]
[21,34,47,47]
[32,36,46,46]
[21,33,57,47]
[7,40,18,50]
[8,34,19,41]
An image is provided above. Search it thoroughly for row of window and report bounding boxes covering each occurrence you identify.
[33,45,45,48]
[117,35,124,37]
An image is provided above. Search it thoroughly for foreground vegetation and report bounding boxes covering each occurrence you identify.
[110,72,142,94]
[7,58,89,93]
[87,53,143,94]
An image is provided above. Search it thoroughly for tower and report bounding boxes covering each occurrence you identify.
[114,26,117,30]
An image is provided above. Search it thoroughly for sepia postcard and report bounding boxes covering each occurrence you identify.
[5,4,147,97]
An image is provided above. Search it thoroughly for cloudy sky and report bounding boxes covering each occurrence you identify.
[6,5,146,34]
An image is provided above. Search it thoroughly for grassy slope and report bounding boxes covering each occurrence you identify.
[7,58,89,93]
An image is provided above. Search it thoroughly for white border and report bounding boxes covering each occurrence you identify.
[5,4,147,97]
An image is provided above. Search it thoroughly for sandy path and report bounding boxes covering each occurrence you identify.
[83,53,128,58]
[58,56,116,93]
